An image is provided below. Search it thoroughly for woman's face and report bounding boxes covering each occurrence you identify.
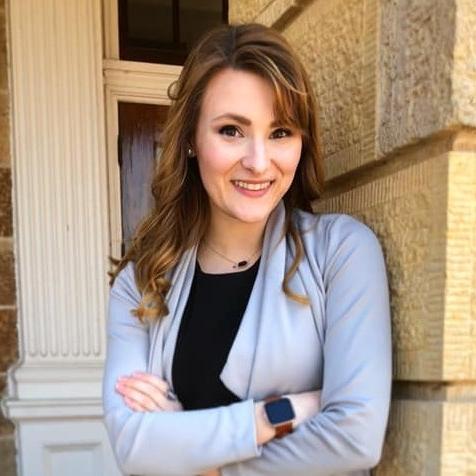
[194,68,303,226]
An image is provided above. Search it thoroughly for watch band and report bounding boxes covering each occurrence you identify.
[274,420,293,438]
[264,396,294,439]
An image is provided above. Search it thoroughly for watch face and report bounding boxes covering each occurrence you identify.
[265,398,295,425]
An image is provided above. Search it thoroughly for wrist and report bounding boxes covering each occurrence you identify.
[254,401,276,445]
[263,396,295,438]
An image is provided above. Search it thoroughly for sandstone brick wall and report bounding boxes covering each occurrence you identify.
[231,0,476,474]
[0,0,18,474]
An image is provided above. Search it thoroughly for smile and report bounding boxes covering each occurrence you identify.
[232,180,273,191]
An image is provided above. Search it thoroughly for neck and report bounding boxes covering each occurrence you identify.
[203,212,267,259]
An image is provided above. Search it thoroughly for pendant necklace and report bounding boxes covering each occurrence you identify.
[202,241,262,269]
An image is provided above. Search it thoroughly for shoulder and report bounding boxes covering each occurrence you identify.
[292,207,379,243]
[291,208,384,270]
[110,260,141,307]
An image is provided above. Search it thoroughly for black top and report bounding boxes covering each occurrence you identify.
[172,257,260,410]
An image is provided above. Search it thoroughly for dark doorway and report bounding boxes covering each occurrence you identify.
[118,0,228,64]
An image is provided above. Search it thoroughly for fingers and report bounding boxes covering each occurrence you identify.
[115,372,183,413]
[131,372,183,411]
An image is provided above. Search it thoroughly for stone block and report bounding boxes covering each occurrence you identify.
[0,436,17,476]
[0,309,17,371]
[0,167,12,236]
[452,0,476,127]
[0,126,10,166]
[0,241,15,305]
[283,0,379,179]
[315,151,476,381]
[0,88,10,165]
[443,152,476,380]
[375,395,476,476]
[254,0,303,28]
[228,0,273,23]
[0,4,7,92]
[378,0,476,158]
[375,399,442,475]
[441,399,476,475]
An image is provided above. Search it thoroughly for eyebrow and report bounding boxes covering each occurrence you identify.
[212,113,282,128]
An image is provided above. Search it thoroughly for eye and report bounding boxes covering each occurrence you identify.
[271,128,292,139]
[218,125,242,137]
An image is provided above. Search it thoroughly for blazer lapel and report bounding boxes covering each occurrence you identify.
[147,244,198,380]
[219,201,288,400]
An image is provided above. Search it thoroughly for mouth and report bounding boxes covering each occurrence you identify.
[231,180,274,191]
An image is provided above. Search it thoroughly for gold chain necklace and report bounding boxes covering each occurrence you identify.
[202,241,262,269]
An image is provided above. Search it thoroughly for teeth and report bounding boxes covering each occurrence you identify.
[233,181,272,191]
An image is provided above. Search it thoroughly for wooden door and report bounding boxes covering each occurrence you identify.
[118,102,169,254]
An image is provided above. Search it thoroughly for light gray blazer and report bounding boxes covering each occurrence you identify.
[103,200,392,476]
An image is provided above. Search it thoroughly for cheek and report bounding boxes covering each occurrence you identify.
[196,142,233,189]
[275,142,302,176]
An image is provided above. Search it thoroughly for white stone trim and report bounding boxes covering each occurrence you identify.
[102,0,119,59]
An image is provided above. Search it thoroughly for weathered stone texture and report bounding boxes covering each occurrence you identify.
[374,400,442,475]
[0,437,16,476]
[441,401,476,475]
[284,0,378,179]
[254,0,302,28]
[0,2,7,91]
[443,152,476,380]
[0,89,9,166]
[229,0,274,23]
[0,2,8,167]
[452,0,476,127]
[376,398,476,475]
[378,0,476,158]
[0,241,15,305]
[0,168,12,236]
[315,153,451,381]
[0,309,17,372]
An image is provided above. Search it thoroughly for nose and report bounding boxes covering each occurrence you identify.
[240,138,270,174]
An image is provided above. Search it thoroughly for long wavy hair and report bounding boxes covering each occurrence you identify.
[108,23,325,322]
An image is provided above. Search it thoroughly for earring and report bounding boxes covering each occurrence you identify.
[186,145,195,158]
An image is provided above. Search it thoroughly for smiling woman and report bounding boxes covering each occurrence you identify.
[103,23,391,476]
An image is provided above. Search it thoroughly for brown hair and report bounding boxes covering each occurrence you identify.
[109,23,324,322]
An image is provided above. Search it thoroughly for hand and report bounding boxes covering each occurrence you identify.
[115,372,183,412]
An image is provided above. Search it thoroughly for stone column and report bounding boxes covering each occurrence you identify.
[230,0,476,474]
[1,0,120,474]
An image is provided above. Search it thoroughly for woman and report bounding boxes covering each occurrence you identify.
[103,23,392,476]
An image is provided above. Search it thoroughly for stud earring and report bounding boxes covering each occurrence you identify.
[186,146,195,158]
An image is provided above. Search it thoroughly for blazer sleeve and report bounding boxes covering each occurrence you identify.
[102,262,261,476]
[221,215,392,476]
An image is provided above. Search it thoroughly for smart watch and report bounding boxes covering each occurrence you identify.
[263,396,295,438]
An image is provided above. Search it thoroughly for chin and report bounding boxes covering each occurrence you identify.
[226,205,274,224]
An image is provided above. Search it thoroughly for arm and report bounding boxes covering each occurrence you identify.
[220,216,392,476]
[102,262,261,476]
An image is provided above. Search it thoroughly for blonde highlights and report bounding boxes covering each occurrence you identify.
[108,23,324,321]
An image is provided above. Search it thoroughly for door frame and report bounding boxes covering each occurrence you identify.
[103,59,181,258]
[102,0,181,258]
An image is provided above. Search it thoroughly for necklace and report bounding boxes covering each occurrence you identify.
[202,241,262,269]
